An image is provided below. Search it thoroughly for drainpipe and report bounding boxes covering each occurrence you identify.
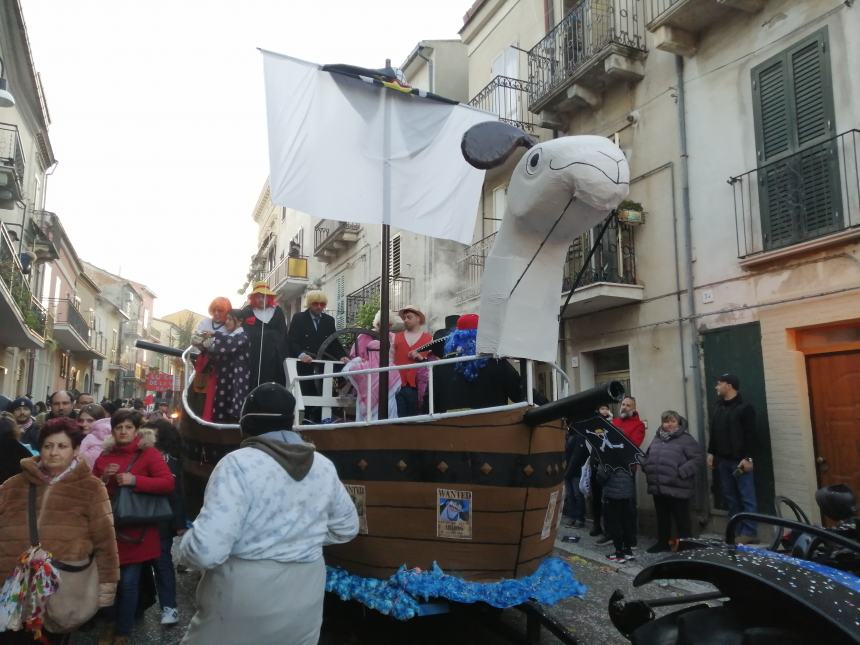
[675,55,707,513]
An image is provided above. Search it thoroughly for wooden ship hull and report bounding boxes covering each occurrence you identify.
[179,405,565,581]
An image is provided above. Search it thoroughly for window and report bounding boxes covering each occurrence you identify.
[59,352,69,379]
[592,346,630,413]
[390,234,402,278]
[752,28,840,250]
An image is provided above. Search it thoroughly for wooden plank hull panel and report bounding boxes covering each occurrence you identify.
[180,408,566,581]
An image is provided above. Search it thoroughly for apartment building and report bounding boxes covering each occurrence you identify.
[457,0,859,524]
[0,0,57,399]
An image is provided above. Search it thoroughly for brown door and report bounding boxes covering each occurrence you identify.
[806,350,860,493]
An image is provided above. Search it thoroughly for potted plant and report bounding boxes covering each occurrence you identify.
[616,199,644,225]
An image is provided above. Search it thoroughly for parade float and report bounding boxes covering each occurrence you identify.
[136,52,860,643]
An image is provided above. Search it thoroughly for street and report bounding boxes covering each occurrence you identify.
[69,525,716,645]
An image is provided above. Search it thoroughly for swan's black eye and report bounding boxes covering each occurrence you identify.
[526,150,541,175]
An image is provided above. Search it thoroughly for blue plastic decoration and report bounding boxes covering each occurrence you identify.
[325,556,586,621]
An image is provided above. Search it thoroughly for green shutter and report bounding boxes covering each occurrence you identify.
[751,28,841,250]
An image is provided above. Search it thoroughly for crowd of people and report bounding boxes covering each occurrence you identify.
[0,392,186,644]
[562,373,760,562]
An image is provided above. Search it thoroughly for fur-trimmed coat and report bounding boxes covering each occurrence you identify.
[92,429,175,565]
[0,457,120,607]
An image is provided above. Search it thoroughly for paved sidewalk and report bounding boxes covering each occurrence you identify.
[554,522,720,596]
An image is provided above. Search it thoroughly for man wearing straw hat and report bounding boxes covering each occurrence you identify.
[240,281,290,388]
[392,304,432,417]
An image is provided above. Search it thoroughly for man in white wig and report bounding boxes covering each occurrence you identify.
[179,383,359,644]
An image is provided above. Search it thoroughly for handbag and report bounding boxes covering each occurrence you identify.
[28,484,100,634]
[111,452,174,526]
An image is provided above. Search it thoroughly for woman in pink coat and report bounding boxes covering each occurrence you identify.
[80,417,113,470]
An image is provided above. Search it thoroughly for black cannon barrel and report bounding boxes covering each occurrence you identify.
[134,339,185,358]
[522,381,625,426]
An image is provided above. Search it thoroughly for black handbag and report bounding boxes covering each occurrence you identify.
[111,452,174,526]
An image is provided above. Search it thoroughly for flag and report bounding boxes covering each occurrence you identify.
[261,50,496,245]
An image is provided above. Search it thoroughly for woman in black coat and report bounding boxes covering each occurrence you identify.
[641,410,704,553]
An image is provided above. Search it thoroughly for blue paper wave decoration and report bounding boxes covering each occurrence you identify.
[325,556,586,621]
[737,545,860,594]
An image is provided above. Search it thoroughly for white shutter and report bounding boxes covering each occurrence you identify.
[335,274,346,329]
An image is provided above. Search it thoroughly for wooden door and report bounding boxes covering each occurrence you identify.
[806,350,860,494]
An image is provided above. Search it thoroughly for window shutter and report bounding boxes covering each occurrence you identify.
[390,234,401,278]
[752,28,840,250]
[335,274,345,329]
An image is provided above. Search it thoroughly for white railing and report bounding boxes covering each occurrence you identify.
[180,346,571,431]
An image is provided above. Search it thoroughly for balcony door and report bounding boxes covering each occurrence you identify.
[752,27,841,251]
[491,46,520,122]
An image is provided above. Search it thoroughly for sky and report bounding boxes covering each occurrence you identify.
[21,0,470,317]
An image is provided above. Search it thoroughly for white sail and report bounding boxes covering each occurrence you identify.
[261,50,495,245]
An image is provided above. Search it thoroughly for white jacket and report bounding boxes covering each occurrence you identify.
[179,430,358,570]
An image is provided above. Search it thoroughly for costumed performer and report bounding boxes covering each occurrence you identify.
[438,314,523,412]
[192,297,232,422]
[202,309,252,423]
[240,281,289,388]
[343,310,400,421]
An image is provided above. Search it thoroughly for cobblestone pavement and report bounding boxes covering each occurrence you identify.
[69,525,718,644]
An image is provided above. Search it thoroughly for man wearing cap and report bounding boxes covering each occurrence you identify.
[288,291,347,423]
[179,383,359,644]
[707,373,759,543]
[393,305,432,417]
[240,281,290,388]
[7,396,40,447]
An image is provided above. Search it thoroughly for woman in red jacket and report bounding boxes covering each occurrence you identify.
[93,409,174,645]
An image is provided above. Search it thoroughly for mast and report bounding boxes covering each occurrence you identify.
[378,58,392,419]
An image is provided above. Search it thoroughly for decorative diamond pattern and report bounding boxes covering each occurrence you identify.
[437,461,449,473]
[523,464,535,477]
[546,464,553,476]
[480,462,493,475]
[397,459,408,472]
[357,459,368,471]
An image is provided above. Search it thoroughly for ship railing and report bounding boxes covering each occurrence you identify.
[179,346,571,431]
[285,355,571,430]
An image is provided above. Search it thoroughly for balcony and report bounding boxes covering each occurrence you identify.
[0,123,25,205]
[149,327,162,342]
[345,276,414,326]
[50,298,105,359]
[123,320,144,337]
[314,220,361,262]
[0,222,50,348]
[455,232,497,304]
[730,130,860,268]
[646,1,766,56]
[265,254,309,298]
[469,77,548,135]
[560,214,643,315]
[528,0,647,115]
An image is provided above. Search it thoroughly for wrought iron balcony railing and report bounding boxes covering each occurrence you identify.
[729,129,860,257]
[314,220,361,258]
[527,0,647,111]
[0,222,50,338]
[562,214,636,292]
[455,232,498,304]
[469,77,542,133]
[345,276,414,326]
[50,298,92,343]
[0,123,25,191]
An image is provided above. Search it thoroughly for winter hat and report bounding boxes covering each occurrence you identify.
[240,383,296,437]
[7,396,35,414]
[717,373,740,391]
[456,313,479,330]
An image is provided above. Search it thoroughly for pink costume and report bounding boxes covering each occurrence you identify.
[344,333,401,421]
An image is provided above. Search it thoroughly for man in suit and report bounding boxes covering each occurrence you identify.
[288,291,347,423]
